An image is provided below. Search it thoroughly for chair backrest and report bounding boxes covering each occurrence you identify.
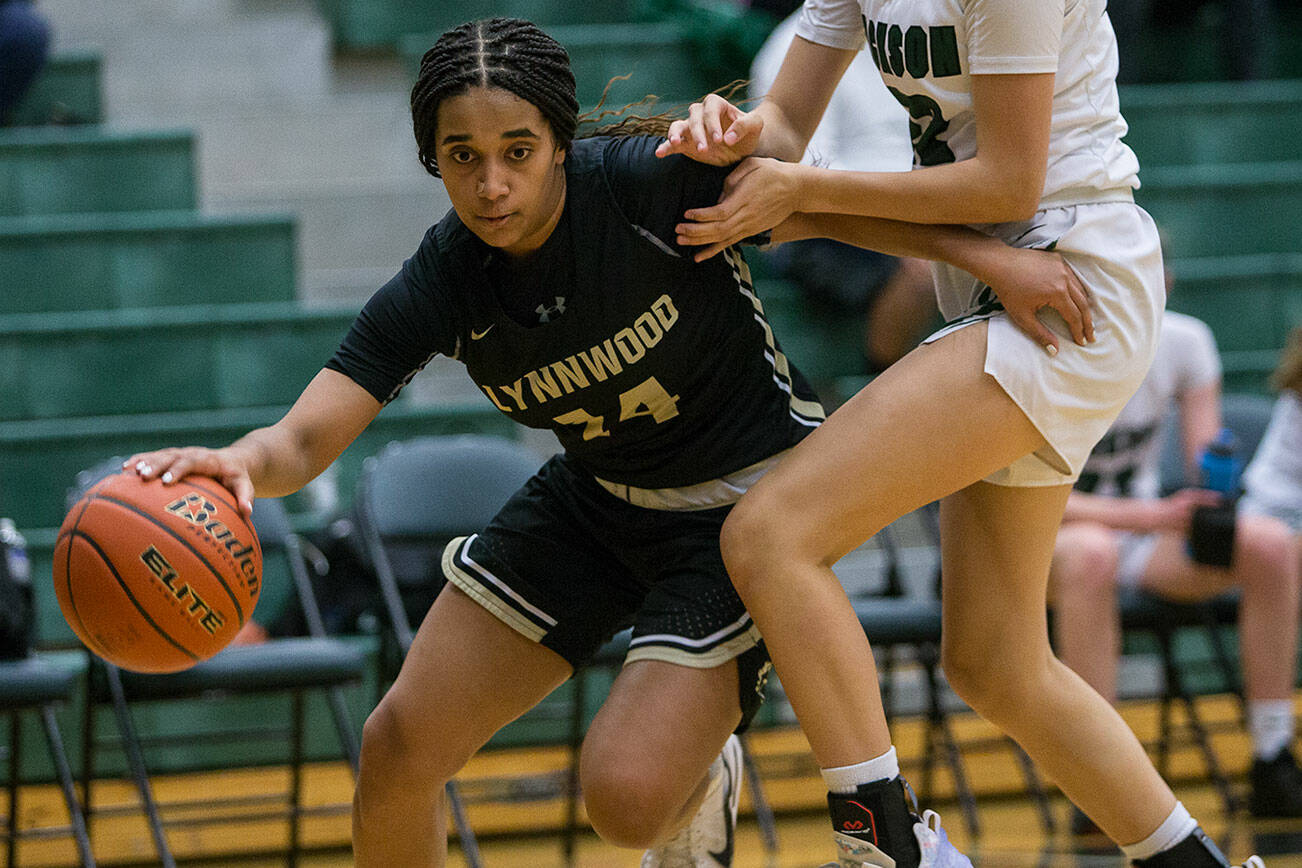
[357,435,542,538]
[1159,392,1277,492]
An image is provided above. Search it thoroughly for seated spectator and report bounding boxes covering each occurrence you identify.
[0,0,51,125]
[1050,308,1302,825]
[749,9,936,373]
[1240,327,1302,537]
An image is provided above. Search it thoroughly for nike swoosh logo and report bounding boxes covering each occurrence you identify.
[470,325,495,340]
[708,750,737,866]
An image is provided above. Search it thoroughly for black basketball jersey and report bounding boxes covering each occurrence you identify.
[327,135,824,490]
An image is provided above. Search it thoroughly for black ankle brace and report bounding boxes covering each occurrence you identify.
[1133,827,1231,867]
[827,777,922,868]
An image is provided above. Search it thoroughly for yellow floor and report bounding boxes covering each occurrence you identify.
[10,692,1302,867]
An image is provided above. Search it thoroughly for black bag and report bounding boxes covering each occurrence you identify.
[0,519,34,659]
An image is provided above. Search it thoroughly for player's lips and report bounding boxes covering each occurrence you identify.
[477,212,515,228]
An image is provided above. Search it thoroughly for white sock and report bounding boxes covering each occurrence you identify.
[821,747,900,795]
[1249,699,1296,760]
[1120,802,1197,861]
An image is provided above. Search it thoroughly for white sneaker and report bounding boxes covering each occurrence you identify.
[641,734,743,867]
[818,810,972,868]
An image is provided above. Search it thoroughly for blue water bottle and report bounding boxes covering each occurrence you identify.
[1198,428,1241,497]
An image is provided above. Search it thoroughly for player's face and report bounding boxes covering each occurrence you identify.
[435,86,567,259]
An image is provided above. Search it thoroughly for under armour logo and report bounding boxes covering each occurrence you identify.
[536,296,566,323]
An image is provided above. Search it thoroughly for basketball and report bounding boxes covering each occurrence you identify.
[53,471,262,674]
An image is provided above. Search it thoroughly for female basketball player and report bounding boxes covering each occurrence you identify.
[124,17,1091,868]
[655,1,1267,866]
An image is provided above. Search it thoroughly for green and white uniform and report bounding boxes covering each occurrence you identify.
[797,0,1166,484]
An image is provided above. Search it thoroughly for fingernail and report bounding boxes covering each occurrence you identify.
[1077,337,1088,346]
[1045,344,1058,357]
[135,460,146,472]
[161,471,173,483]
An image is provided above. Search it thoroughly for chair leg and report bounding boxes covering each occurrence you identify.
[1158,632,1238,814]
[288,692,304,868]
[103,666,175,868]
[1007,738,1055,834]
[8,710,19,868]
[446,781,482,868]
[325,687,361,777]
[738,734,779,856]
[39,706,95,867]
[563,670,587,867]
[922,653,979,839]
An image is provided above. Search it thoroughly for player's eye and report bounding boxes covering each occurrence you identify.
[507,145,533,161]
[448,149,476,165]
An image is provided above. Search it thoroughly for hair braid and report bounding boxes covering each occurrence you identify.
[410,18,578,177]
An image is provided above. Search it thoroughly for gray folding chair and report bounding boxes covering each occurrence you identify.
[68,459,365,868]
[0,656,96,867]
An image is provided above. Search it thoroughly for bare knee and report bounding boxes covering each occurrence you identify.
[1235,515,1298,587]
[357,696,460,810]
[1050,523,1121,607]
[720,491,791,600]
[581,748,685,848]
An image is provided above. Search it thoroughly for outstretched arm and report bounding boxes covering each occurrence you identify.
[773,211,1093,353]
[675,72,1055,257]
[655,36,855,165]
[125,369,382,516]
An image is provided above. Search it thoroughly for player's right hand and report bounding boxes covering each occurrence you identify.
[124,447,256,519]
[655,93,763,165]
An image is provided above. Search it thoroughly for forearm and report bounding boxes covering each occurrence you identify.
[777,211,1011,276]
[792,156,1040,225]
[1062,492,1157,532]
[223,425,327,499]
[752,99,811,163]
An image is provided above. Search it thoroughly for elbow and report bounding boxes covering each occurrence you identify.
[984,185,1041,222]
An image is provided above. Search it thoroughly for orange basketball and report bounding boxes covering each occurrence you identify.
[53,472,262,673]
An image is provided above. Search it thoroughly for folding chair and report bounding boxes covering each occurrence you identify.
[68,460,365,868]
[0,656,95,867]
[351,434,780,865]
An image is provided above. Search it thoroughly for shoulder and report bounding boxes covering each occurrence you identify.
[1161,311,1218,353]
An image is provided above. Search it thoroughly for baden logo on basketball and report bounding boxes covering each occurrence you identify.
[139,545,227,636]
[165,491,260,594]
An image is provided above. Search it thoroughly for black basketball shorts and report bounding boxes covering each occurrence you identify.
[441,453,771,731]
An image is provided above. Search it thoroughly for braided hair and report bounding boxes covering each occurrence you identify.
[410,18,579,178]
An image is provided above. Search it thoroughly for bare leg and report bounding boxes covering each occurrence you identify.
[720,320,1176,847]
[353,585,572,867]
[940,482,1175,845]
[1141,517,1300,702]
[581,658,742,847]
[1049,522,1125,701]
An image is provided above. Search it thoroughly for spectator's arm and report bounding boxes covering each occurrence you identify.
[1178,380,1222,482]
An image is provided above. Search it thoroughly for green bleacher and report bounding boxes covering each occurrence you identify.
[0,210,297,312]
[7,50,102,127]
[322,0,656,52]
[0,303,361,420]
[0,127,196,216]
[1121,79,1302,166]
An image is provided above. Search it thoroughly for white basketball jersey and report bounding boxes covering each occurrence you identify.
[795,0,1141,207]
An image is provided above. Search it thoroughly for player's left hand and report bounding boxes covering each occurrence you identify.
[676,157,800,262]
[987,247,1094,355]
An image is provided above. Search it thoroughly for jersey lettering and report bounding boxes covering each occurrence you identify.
[481,294,681,413]
[887,87,957,166]
[864,18,961,79]
[554,376,681,441]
